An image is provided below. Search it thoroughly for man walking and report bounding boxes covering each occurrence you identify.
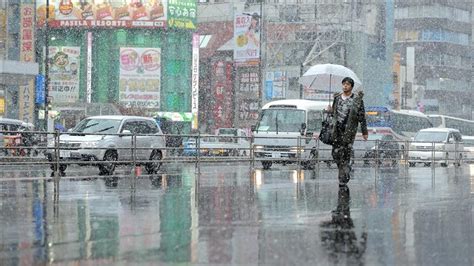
[330,77,368,186]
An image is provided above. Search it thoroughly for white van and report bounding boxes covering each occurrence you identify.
[408,128,463,167]
[251,99,330,170]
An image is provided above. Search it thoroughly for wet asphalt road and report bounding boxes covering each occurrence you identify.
[1,161,473,265]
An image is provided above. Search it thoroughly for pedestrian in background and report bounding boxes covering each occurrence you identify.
[328,77,368,186]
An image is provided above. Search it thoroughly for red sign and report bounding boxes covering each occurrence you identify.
[20,4,35,62]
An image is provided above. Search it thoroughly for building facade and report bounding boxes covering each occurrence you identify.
[198,0,394,132]
[394,0,473,118]
[35,0,196,129]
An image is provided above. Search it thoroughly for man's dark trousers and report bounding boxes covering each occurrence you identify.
[332,126,352,184]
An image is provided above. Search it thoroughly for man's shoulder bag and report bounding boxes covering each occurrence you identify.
[319,111,334,145]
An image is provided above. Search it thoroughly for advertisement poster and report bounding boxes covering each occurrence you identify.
[234,69,259,128]
[20,4,35,62]
[19,80,35,123]
[48,46,81,103]
[265,71,286,100]
[168,0,196,29]
[119,47,161,108]
[212,61,233,130]
[37,0,167,28]
[191,33,199,129]
[234,12,260,61]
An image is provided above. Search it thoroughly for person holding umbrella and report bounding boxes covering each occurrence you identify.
[328,77,368,186]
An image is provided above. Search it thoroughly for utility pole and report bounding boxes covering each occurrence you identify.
[43,0,50,130]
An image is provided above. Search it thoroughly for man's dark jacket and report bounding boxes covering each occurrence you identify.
[330,91,368,146]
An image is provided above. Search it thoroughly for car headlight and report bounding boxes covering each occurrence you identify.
[290,146,305,153]
[254,145,264,151]
[81,141,98,148]
[47,140,56,147]
[435,144,445,151]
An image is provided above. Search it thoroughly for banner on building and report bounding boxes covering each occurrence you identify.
[37,0,167,28]
[212,61,233,130]
[265,71,286,100]
[19,80,35,123]
[119,47,161,108]
[48,46,81,103]
[234,12,260,61]
[168,0,196,29]
[191,33,199,129]
[20,4,35,62]
[235,69,259,128]
[0,97,4,115]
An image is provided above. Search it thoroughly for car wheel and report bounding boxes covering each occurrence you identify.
[50,163,67,172]
[99,150,118,175]
[145,150,162,174]
[262,161,272,170]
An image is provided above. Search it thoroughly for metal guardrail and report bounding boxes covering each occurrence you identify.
[0,130,470,177]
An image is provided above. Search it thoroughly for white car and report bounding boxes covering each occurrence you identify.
[46,115,166,175]
[408,128,463,167]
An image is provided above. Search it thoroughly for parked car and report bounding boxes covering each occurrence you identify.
[408,128,463,167]
[462,135,474,163]
[0,118,43,156]
[45,115,166,175]
[363,134,400,166]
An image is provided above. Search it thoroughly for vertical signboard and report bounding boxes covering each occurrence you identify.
[211,61,233,130]
[19,4,36,123]
[86,32,93,103]
[20,4,35,62]
[19,80,35,123]
[48,46,81,103]
[191,33,199,129]
[234,68,259,128]
[168,0,197,29]
[35,75,45,104]
[119,47,161,108]
[234,12,260,61]
[0,97,4,116]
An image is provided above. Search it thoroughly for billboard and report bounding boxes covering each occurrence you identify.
[20,4,35,62]
[168,0,196,29]
[119,47,161,108]
[191,33,199,129]
[37,0,167,28]
[48,46,81,103]
[234,12,260,61]
[265,71,286,100]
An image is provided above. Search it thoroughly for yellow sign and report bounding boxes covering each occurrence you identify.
[0,97,4,114]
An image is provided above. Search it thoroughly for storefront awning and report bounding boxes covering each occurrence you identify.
[0,60,39,86]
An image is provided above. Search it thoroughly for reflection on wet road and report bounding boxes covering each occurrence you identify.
[0,163,473,265]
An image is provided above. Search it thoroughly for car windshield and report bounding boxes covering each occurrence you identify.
[257,109,305,133]
[414,131,447,142]
[72,119,121,134]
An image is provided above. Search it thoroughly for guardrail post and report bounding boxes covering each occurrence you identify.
[196,132,201,166]
[431,141,435,171]
[375,139,379,174]
[250,135,254,168]
[54,130,60,179]
[297,136,302,172]
[405,140,409,170]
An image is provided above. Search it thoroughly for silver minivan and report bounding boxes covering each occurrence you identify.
[46,115,166,175]
[408,128,463,167]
